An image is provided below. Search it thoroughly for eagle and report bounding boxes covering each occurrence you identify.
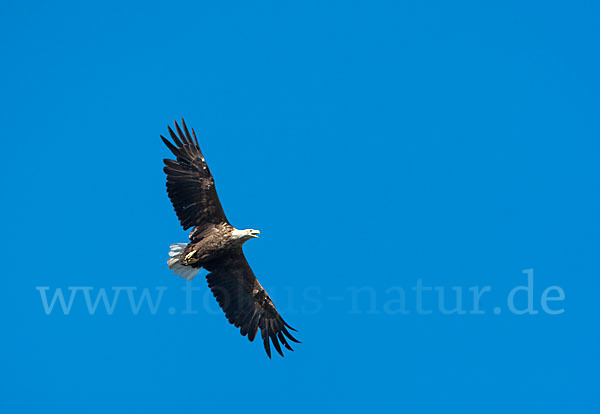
[161,119,299,358]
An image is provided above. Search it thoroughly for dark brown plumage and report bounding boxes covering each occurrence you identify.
[162,119,299,358]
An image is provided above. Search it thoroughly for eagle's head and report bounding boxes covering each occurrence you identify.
[232,228,260,242]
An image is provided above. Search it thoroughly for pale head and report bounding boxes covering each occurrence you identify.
[231,228,260,242]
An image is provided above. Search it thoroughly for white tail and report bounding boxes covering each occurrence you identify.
[167,243,200,281]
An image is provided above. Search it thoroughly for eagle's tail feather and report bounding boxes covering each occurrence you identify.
[167,243,200,281]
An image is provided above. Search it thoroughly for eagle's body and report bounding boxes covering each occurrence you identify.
[173,223,239,267]
[161,119,298,358]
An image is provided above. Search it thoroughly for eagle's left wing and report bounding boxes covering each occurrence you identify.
[203,250,300,358]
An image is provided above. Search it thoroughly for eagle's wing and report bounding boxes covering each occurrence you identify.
[162,119,228,231]
[204,250,300,358]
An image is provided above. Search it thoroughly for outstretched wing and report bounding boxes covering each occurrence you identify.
[162,119,228,231]
[204,250,300,358]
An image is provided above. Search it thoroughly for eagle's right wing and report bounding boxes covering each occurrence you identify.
[204,250,300,358]
[162,119,229,231]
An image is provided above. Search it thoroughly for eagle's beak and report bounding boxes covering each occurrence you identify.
[251,230,260,238]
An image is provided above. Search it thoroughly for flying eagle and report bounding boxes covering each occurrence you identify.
[161,119,299,358]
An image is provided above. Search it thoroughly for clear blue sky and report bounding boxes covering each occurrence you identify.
[0,1,598,412]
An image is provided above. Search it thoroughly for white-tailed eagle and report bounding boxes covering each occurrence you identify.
[161,119,299,358]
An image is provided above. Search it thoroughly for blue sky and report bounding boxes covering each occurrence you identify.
[1,1,598,412]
